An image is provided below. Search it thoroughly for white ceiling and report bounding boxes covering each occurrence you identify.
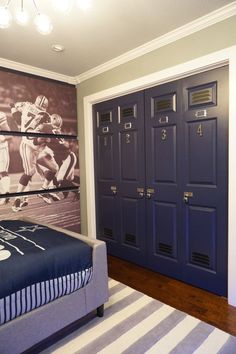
[0,0,235,79]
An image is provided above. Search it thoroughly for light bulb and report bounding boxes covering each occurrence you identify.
[52,0,72,13]
[0,6,12,29]
[77,0,92,11]
[34,14,53,35]
[15,8,29,26]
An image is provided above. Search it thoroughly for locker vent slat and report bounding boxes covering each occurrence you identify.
[125,233,136,245]
[156,99,171,111]
[121,106,136,119]
[122,107,134,118]
[191,251,210,267]
[158,242,172,255]
[191,90,211,103]
[100,112,112,124]
[104,227,113,239]
[188,82,216,108]
[154,93,176,113]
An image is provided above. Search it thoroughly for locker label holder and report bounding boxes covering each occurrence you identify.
[102,126,109,133]
[159,116,169,124]
[124,122,132,130]
[195,110,207,118]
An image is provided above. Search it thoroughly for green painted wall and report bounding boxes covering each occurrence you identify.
[77,15,236,234]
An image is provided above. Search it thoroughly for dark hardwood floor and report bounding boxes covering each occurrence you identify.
[108,255,236,337]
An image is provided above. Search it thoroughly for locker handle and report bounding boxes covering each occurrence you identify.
[111,186,117,195]
[183,191,193,204]
[146,188,155,199]
[137,187,144,198]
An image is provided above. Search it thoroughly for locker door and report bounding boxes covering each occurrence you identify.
[93,99,120,253]
[182,66,228,295]
[116,91,146,265]
[93,92,146,264]
[145,81,183,277]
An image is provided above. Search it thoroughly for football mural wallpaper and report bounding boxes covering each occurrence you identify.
[0,68,80,233]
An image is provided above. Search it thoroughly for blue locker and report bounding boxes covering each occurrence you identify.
[93,91,146,266]
[93,66,228,295]
[181,67,228,295]
[145,80,183,278]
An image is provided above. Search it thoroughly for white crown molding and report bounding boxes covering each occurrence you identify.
[1,2,236,84]
[76,1,236,83]
[0,58,76,85]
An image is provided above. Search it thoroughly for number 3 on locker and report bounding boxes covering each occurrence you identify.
[161,129,167,141]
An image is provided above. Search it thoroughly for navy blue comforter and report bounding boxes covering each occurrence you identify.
[0,220,92,298]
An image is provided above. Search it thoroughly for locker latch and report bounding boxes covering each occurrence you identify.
[146,188,155,199]
[111,186,117,195]
[137,187,144,198]
[183,191,193,203]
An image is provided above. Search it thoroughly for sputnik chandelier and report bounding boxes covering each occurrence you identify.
[0,0,92,35]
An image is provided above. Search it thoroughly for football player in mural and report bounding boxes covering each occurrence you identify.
[10,95,49,132]
[36,113,78,202]
[49,114,79,198]
[34,113,62,203]
[0,112,12,205]
[10,95,53,212]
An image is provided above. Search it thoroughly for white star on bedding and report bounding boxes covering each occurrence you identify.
[16,225,46,233]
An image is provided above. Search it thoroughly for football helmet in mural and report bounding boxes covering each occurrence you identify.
[35,95,49,111]
[51,113,62,129]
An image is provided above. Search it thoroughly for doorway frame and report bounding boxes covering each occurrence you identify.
[83,45,236,306]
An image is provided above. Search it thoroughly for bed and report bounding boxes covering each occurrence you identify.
[0,217,109,354]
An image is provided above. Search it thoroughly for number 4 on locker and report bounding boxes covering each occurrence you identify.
[197,123,203,137]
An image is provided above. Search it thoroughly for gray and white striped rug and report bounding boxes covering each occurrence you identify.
[42,279,236,354]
